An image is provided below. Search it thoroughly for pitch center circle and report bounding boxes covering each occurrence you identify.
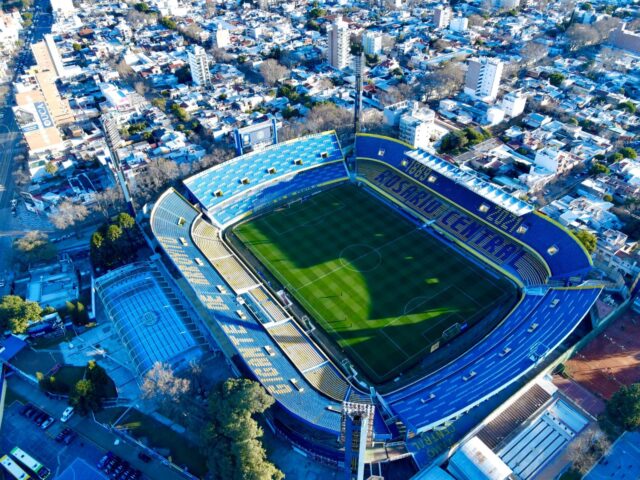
[339,244,382,272]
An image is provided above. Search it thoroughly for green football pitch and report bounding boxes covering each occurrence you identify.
[233,185,516,383]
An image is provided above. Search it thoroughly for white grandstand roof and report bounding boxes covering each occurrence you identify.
[407,150,533,216]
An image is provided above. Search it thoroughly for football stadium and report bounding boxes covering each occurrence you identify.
[149,131,602,469]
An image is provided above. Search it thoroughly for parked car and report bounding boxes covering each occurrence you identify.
[60,406,75,422]
[137,452,151,464]
[41,417,55,430]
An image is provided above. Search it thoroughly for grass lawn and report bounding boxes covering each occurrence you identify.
[112,409,207,478]
[234,185,516,382]
[42,365,117,398]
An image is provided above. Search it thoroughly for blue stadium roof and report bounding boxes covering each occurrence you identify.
[94,262,203,376]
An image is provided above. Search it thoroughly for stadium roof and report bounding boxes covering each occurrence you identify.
[406,150,533,216]
[94,261,203,377]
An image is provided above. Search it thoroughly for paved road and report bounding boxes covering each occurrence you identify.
[5,376,191,480]
[0,107,21,209]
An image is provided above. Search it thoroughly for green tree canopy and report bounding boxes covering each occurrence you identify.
[607,383,640,430]
[116,212,135,230]
[202,379,282,480]
[71,378,101,415]
[573,229,597,254]
[106,224,123,243]
[0,295,43,333]
[619,147,637,159]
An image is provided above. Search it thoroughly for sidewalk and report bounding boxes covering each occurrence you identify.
[5,375,191,480]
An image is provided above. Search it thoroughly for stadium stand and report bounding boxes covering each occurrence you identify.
[151,189,354,434]
[185,131,345,211]
[384,286,601,433]
[201,160,349,226]
[304,364,350,402]
[267,321,326,372]
[356,159,548,285]
[247,286,290,323]
[355,134,592,281]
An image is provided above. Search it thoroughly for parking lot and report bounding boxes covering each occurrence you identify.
[1,400,106,479]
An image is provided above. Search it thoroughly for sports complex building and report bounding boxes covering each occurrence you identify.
[148,131,602,474]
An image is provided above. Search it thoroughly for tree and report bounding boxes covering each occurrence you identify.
[567,428,610,474]
[549,72,565,87]
[86,360,109,387]
[617,101,636,114]
[71,379,101,415]
[573,229,597,254]
[106,224,123,243]
[590,162,610,175]
[91,231,104,250]
[50,199,89,230]
[92,187,124,219]
[420,61,465,101]
[13,231,56,267]
[619,147,637,159]
[141,362,191,404]
[201,378,282,480]
[259,59,289,86]
[607,383,640,430]
[44,161,58,175]
[116,212,135,230]
[521,42,549,68]
[0,295,43,334]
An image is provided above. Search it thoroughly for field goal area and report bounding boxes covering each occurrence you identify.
[233,185,517,383]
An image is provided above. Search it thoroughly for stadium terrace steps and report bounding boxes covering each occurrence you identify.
[203,161,350,226]
[248,286,290,323]
[267,321,326,372]
[191,218,233,259]
[304,364,350,401]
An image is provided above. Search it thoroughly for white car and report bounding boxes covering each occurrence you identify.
[60,406,75,422]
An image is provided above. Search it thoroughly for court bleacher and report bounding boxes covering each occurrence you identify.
[304,364,350,401]
[191,218,232,259]
[185,132,344,212]
[267,321,326,372]
[248,286,290,323]
[211,256,258,292]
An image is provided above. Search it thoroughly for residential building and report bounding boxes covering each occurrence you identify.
[433,6,452,30]
[464,57,503,102]
[399,107,436,150]
[492,0,520,9]
[450,15,469,33]
[327,16,350,70]
[188,45,211,87]
[609,23,640,55]
[213,27,230,49]
[501,91,527,118]
[363,31,383,56]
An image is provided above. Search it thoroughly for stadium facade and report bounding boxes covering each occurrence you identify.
[149,131,601,468]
